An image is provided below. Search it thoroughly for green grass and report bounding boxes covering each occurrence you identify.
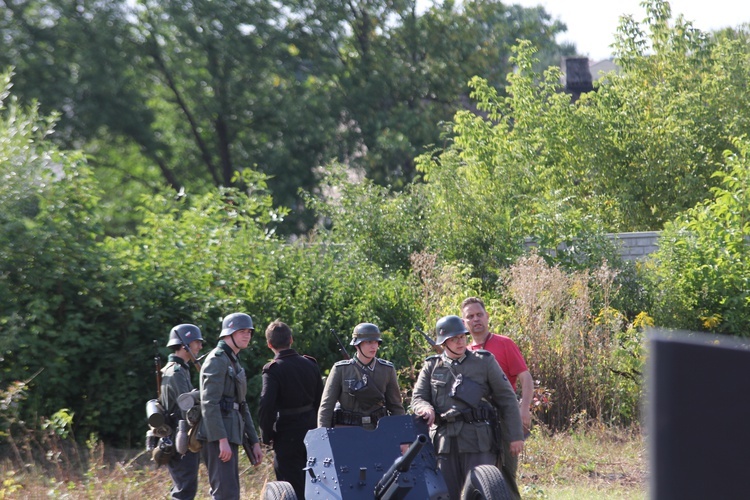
[520,424,646,499]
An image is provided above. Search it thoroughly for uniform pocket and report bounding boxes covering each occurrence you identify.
[430,379,447,388]
[475,421,495,453]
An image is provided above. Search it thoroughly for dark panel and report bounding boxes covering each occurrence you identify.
[648,330,750,500]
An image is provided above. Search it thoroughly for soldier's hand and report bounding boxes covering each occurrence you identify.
[219,438,232,462]
[415,407,435,426]
[251,442,263,466]
[509,440,524,457]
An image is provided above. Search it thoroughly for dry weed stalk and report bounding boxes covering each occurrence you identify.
[502,254,635,430]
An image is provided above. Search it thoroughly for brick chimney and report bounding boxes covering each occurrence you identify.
[564,57,593,101]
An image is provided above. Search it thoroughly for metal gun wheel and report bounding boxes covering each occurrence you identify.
[460,464,513,500]
[262,481,297,499]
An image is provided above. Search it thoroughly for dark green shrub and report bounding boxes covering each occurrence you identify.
[647,138,750,336]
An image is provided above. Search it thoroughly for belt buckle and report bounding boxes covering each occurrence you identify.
[233,403,240,410]
[361,416,371,425]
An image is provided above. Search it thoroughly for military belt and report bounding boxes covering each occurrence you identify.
[219,397,241,413]
[278,404,314,416]
[333,406,388,426]
[435,406,496,426]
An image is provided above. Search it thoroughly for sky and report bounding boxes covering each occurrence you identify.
[511,0,750,61]
[417,1,750,62]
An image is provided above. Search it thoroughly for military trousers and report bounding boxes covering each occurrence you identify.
[272,426,309,499]
[499,419,521,500]
[202,440,240,500]
[167,450,200,499]
[436,437,496,500]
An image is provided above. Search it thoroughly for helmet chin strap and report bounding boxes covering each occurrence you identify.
[227,333,239,352]
[443,343,462,358]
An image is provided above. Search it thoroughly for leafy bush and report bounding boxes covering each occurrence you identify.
[0,71,138,445]
[647,137,750,335]
[304,162,427,272]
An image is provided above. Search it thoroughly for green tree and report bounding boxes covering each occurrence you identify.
[0,70,136,444]
[647,137,750,336]
[302,0,572,187]
[415,41,616,282]
[1,0,574,235]
[304,162,427,271]
[414,0,750,282]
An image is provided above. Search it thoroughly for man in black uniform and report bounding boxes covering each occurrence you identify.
[259,320,324,499]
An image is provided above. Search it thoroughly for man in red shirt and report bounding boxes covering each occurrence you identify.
[461,296,533,435]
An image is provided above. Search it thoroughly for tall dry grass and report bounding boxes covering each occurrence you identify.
[0,428,646,499]
[498,254,644,430]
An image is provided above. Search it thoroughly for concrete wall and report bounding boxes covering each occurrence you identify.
[525,231,661,262]
[606,231,660,261]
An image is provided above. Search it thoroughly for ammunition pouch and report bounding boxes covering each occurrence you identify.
[450,374,484,408]
[333,406,388,427]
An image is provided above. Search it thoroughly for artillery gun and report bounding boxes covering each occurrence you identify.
[262,414,512,499]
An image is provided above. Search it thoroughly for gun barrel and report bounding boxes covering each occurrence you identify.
[153,339,162,398]
[416,327,443,354]
[373,434,427,497]
[397,433,427,472]
[331,329,351,359]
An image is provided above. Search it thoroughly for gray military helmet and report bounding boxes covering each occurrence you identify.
[167,324,204,347]
[435,315,468,345]
[220,312,254,337]
[350,322,383,345]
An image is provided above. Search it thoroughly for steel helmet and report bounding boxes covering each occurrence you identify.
[435,315,468,345]
[220,313,254,338]
[350,323,383,345]
[167,324,204,347]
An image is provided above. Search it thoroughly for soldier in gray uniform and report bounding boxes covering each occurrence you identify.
[411,315,525,500]
[198,312,263,500]
[160,324,204,500]
[318,323,404,430]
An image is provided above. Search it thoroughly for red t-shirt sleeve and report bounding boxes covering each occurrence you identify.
[486,334,528,391]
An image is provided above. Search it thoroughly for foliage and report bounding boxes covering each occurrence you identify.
[303,162,427,271]
[0,71,138,445]
[415,41,618,281]
[0,74,425,444]
[0,0,572,235]
[5,0,750,452]
[416,0,750,283]
[647,137,750,335]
